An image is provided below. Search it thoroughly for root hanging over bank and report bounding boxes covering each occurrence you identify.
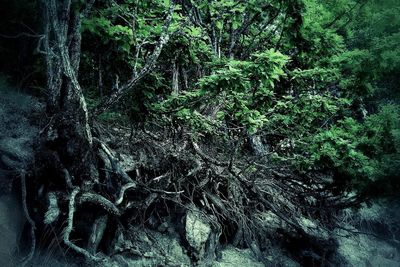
[20,170,36,266]
[21,118,363,266]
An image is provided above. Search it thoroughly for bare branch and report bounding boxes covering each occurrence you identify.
[93,2,176,116]
[82,0,96,18]
[324,0,366,29]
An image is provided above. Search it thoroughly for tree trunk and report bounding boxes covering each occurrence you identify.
[181,66,189,90]
[172,59,180,95]
[98,55,103,97]
[40,0,94,183]
[26,0,175,263]
[32,1,115,262]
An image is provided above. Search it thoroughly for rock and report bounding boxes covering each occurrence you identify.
[335,227,400,266]
[185,208,212,258]
[258,210,288,234]
[1,154,21,170]
[0,136,35,193]
[157,221,169,232]
[334,200,400,267]
[110,226,191,267]
[249,135,269,156]
[298,217,329,240]
[211,246,264,267]
[264,247,300,267]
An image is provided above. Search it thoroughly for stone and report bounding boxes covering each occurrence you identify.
[264,247,300,267]
[298,217,329,240]
[211,246,264,267]
[110,226,191,267]
[334,200,400,267]
[185,208,212,258]
[335,227,400,267]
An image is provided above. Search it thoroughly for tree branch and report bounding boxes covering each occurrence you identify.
[92,2,175,116]
[324,0,365,29]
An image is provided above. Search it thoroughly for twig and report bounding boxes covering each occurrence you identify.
[145,186,184,195]
[152,172,170,182]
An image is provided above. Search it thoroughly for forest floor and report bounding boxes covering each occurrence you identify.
[1,87,399,266]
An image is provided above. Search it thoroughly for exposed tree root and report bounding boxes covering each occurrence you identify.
[115,182,137,206]
[26,121,363,265]
[88,215,108,253]
[20,170,36,266]
[78,192,121,216]
[63,188,102,262]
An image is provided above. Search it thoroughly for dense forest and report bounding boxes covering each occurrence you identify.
[0,0,399,266]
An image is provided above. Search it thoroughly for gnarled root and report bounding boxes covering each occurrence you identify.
[63,188,103,262]
[20,170,36,266]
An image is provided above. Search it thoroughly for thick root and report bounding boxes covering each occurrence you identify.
[20,170,36,266]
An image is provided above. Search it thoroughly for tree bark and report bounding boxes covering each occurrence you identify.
[41,0,94,179]
[98,55,103,97]
[172,59,180,95]
[92,2,175,116]
[28,0,175,262]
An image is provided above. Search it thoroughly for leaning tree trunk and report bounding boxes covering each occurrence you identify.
[27,0,126,263]
[33,0,103,259]
[19,2,360,265]
[22,0,175,264]
[41,0,94,182]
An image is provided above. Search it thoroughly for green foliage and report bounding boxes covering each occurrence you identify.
[154,49,288,134]
[2,0,393,196]
[335,0,400,98]
[78,0,400,195]
[300,0,346,65]
[306,118,371,179]
[304,105,400,189]
[266,94,351,138]
[332,49,374,96]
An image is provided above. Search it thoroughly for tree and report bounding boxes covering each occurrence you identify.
[25,0,175,262]
[7,0,398,265]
